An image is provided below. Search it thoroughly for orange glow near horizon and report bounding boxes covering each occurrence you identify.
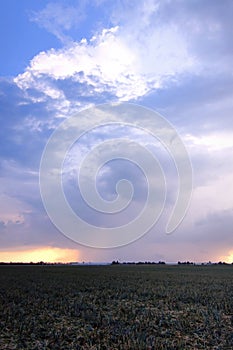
[224,255,232,264]
[218,251,233,264]
[0,247,79,263]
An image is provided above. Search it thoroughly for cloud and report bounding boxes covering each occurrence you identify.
[0,221,6,231]
[14,28,140,101]
[18,0,232,107]
[15,3,196,103]
[185,132,233,152]
[29,2,86,43]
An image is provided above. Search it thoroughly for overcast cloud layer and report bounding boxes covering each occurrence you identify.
[0,0,233,263]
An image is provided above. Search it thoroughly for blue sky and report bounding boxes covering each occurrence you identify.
[0,0,233,263]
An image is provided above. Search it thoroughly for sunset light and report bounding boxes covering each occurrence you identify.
[220,251,233,264]
[0,247,79,263]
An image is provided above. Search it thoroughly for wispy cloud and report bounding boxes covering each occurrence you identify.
[29,2,86,43]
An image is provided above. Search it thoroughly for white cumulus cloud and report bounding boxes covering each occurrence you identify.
[15,10,196,103]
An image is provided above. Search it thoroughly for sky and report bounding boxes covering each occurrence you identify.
[0,0,233,263]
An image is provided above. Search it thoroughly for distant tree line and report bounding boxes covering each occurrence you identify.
[178,261,194,265]
[112,260,232,266]
[111,260,166,265]
[1,260,231,266]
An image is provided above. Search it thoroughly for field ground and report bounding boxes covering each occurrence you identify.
[0,264,233,349]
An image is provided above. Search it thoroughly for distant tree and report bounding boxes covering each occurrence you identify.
[111,260,120,265]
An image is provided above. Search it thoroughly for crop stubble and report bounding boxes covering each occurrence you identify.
[0,265,233,349]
